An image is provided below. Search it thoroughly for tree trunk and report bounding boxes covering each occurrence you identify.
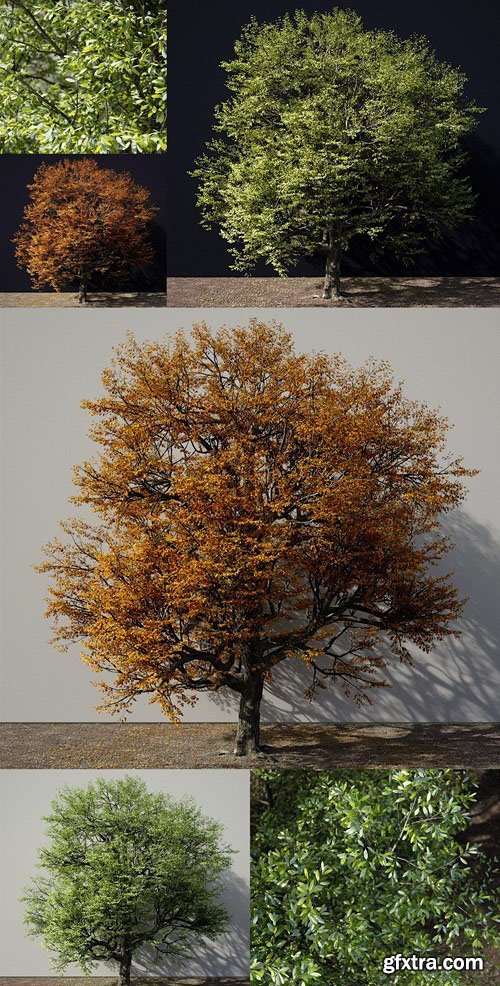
[118,952,132,986]
[323,234,342,299]
[234,673,264,756]
[78,280,88,305]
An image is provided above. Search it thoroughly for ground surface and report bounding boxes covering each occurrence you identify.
[0,292,166,308]
[167,276,500,308]
[1,722,498,770]
[0,980,248,985]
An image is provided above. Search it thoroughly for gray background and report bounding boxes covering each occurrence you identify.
[0,768,249,976]
[1,308,499,723]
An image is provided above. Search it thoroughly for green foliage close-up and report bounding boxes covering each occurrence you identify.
[0,0,167,153]
[251,769,499,985]
[22,775,232,983]
[193,8,481,296]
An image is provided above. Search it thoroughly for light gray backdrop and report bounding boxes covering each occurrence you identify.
[0,768,249,976]
[1,308,499,722]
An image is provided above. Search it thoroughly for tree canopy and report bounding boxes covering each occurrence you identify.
[0,0,167,153]
[38,322,475,755]
[193,8,481,297]
[251,769,499,985]
[22,775,232,985]
[14,159,158,303]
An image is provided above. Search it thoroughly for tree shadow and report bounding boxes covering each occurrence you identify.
[165,274,500,308]
[131,980,249,985]
[330,276,500,307]
[304,135,500,279]
[84,220,166,294]
[255,722,500,769]
[210,509,500,725]
[130,871,249,978]
[86,291,167,308]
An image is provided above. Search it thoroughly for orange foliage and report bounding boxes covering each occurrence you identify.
[38,322,476,754]
[14,159,157,301]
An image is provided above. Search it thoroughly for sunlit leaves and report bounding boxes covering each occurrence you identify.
[193,9,480,275]
[0,1,167,153]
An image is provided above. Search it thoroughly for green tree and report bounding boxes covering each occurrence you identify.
[251,769,499,985]
[22,775,232,985]
[0,0,167,153]
[193,8,481,298]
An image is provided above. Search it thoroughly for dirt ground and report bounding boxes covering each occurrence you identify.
[0,980,248,986]
[1,722,498,770]
[0,292,166,308]
[167,276,500,308]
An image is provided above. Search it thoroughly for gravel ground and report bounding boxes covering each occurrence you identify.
[0,292,166,308]
[0,980,248,985]
[167,276,500,308]
[1,722,498,770]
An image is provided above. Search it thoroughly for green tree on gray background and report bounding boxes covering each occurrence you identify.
[22,775,232,985]
[194,8,481,298]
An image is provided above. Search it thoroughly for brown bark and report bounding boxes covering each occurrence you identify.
[118,951,132,986]
[234,672,264,756]
[323,229,342,299]
[78,280,88,304]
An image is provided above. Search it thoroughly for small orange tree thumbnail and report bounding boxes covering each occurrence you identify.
[14,159,157,303]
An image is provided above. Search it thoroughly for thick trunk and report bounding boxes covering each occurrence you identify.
[323,233,342,299]
[234,673,264,756]
[118,952,132,986]
[78,280,88,304]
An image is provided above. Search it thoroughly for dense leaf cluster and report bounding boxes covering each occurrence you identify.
[23,775,231,976]
[0,0,167,152]
[37,322,474,753]
[14,159,158,300]
[251,770,499,985]
[194,9,480,279]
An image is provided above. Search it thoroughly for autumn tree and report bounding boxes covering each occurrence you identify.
[22,775,232,986]
[193,8,480,298]
[38,322,475,756]
[14,159,158,303]
[0,0,167,153]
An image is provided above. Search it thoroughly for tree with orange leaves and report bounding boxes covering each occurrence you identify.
[38,322,475,755]
[14,159,158,304]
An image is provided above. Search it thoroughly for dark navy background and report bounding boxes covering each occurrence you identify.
[0,154,167,292]
[168,0,500,277]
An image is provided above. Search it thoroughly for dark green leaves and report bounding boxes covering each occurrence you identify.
[251,770,499,985]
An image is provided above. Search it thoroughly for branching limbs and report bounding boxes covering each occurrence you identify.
[38,323,475,733]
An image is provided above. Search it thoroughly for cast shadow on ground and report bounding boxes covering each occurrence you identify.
[166,275,500,309]
[210,509,500,725]
[131,871,249,978]
[329,276,500,307]
[86,291,166,308]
